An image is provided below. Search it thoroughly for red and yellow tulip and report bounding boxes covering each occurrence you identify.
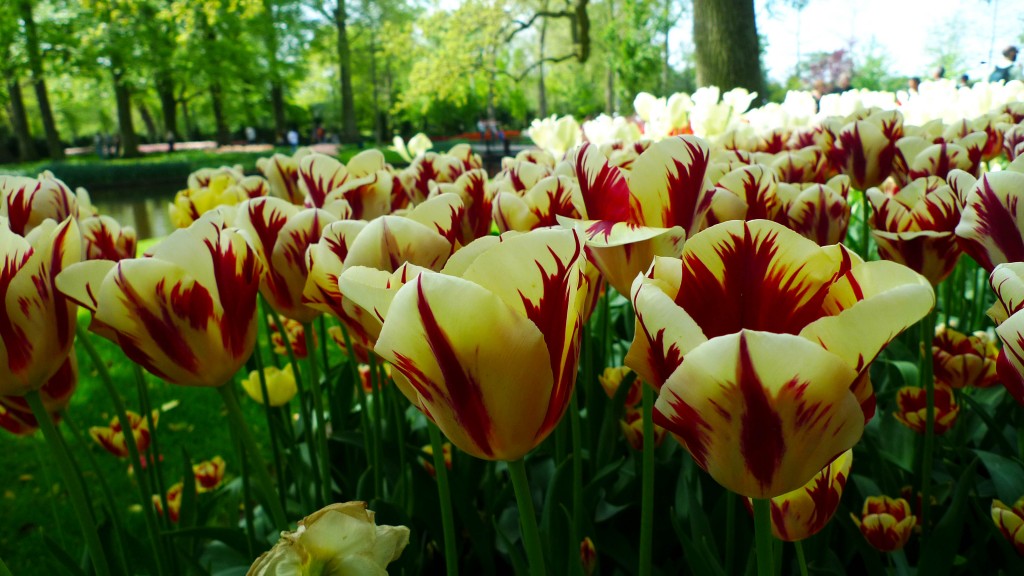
[153,482,183,523]
[954,158,1024,271]
[0,172,80,236]
[339,228,588,461]
[749,449,852,542]
[993,497,1024,556]
[893,383,959,435]
[628,220,933,497]
[194,456,226,492]
[56,213,263,387]
[852,496,916,552]
[89,410,158,458]
[1,217,80,396]
[80,215,138,262]
[988,262,1024,405]
[420,442,452,478]
[0,353,78,436]
[774,176,851,246]
[933,326,998,389]
[825,110,903,190]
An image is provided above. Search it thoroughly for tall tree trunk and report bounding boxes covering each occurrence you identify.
[263,0,287,138]
[181,97,195,140]
[271,82,286,139]
[538,9,548,118]
[138,102,158,143]
[6,79,37,161]
[334,0,358,142]
[112,68,140,158]
[369,29,382,144]
[605,0,615,113]
[156,71,178,139]
[661,0,671,93]
[210,82,230,145]
[19,0,63,160]
[692,0,765,97]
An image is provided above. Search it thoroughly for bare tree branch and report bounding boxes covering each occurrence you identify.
[495,52,578,82]
[505,10,573,42]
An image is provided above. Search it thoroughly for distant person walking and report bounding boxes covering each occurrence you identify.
[989,46,1021,83]
[286,128,299,153]
[166,131,176,153]
[245,126,257,145]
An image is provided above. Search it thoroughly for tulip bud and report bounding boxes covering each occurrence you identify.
[852,496,916,552]
[893,384,959,435]
[580,537,597,576]
[419,442,452,478]
[932,326,998,389]
[89,410,159,458]
[992,497,1024,556]
[193,456,226,493]
[153,482,183,523]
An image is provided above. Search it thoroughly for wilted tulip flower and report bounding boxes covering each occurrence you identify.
[339,228,588,461]
[988,263,1024,405]
[419,442,452,478]
[933,326,998,389]
[747,450,852,542]
[241,364,298,407]
[893,384,959,434]
[0,172,80,236]
[955,158,1024,270]
[90,410,159,457]
[852,496,916,552]
[774,176,851,246]
[247,501,410,576]
[628,220,933,498]
[0,217,80,396]
[153,482,183,523]
[0,353,78,436]
[826,109,903,190]
[867,176,962,284]
[56,212,263,387]
[80,215,137,261]
[194,456,226,492]
[993,497,1024,556]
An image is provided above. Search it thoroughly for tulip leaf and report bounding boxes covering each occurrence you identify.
[917,458,978,576]
[168,527,253,557]
[180,448,198,531]
[41,535,87,576]
[669,506,726,576]
[493,514,528,576]
[974,449,1024,505]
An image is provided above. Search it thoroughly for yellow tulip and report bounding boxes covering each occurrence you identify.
[241,364,298,407]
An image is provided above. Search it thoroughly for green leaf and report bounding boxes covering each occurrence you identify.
[41,535,87,576]
[917,459,979,576]
[975,449,1024,505]
[166,527,252,557]
[493,514,528,576]
[669,506,726,576]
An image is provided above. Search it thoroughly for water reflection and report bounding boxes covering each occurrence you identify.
[93,195,175,240]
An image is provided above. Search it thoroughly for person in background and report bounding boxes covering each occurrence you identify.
[245,126,256,145]
[166,131,176,153]
[989,46,1020,83]
[830,73,852,94]
[958,74,971,88]
[286,128,300,153]
[810,78,828,111]
[931,66,945,80]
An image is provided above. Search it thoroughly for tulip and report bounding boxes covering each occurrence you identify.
[56,212,263,387]
[0,217,80,396]
[770,146,830,184]
[153,482,183,523]
[891,132,986,185]
[390,133,433,163]
[992,497,1024,556]
[493,158,553,195]
[867,176,962,284]
[170,171,269,229]
[89,410,159,458]
[580,537,598,576]
[241,364,298,407]
[1005,124,1024,162]
[598,366,640,406]
[358,363,392,394]
[398,151,467,206]
[419,442,452,478]
[748,450,852,542]
[529,114,582,158]
[194,456,226,492]
[247,501,410,576]
[493,175,579,232]
[429,169,494,245]
[339,228,588,461]
[954,158,1024,270]
[0,353,78,436]
[826,109,903,190]
[628,220,933,497]
[0,171,80,236]
[852,496,916,552]
[988,263,1024,405]
[257,151,312,205]
[893,383,959,434]
[774,176,851,246]
[80,215,138,261]
[236,197,341,322]
[321,151,394,221]
[270,316,309,359]
[703,164,780,227]
[620,408,666,451]
[932,326,998,389]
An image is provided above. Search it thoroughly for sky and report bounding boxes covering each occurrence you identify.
[744,0,1024,83]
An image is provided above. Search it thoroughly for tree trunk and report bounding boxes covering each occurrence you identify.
[113,69,140,158]
[6,79,37,162]
[138,102,158,143]
[263,0,287,138]
[271,81,286,139]
[538,8,548,118]
[181,97,195,140]
[605,0,615,113]
[692,0,765,97]
[156,71,178,139]
[661,0,671,93]
[210,82,230,145]
[369,30,383,144]
[334,0,358,142]
[19,0,63,160]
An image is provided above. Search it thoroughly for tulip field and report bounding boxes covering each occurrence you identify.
[6,78,1024,575]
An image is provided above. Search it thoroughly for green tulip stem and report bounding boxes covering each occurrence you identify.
[25,390,112,576]
[920,312,937,536]
[304,322,332,505]
[753,498,774,576]
[570,391,584,552]
[133,366,169,526]
[428,423,459,576]
[251,340,289,513]
[218,383,289,530]
[0,554,11,576]
[794,540,809,576]
[860,189,871,261]
[76,325,167,574]
[508,457,546,576]
[725,492,736,575]
[337,324,377,496]
[368,352,385,498]
[639,383,655,576]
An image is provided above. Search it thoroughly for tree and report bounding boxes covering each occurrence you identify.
[692,0,765,98]
[19,0,64,159]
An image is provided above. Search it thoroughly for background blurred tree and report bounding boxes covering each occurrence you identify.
[692,0,765,99]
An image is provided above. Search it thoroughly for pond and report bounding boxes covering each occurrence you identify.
[93,189,176,241]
